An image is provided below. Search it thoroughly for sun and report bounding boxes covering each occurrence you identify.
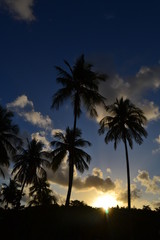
[93,194,117,211]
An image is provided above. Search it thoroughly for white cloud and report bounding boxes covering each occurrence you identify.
[152,135,160,154]
[138,100,160,122]
[1,0,36,22]
[7,95,53,130]
[51,129,64,136]
[31,131,51,151]
[92,167,103,178]
[155,135,160,144]
[7,95,33,108]
[106,168,111,174]
[96,64,160,123]
[21,110,52,129]
[135,170,160,194]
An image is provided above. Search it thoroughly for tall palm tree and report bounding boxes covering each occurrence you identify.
[0,105,22,178]
[52,55,106,206]
[0,178,21,209]
[28,177,57,206]
[51,127,91,206]
[98,97,147,209]
[52,54,107,134]
[12,138,50,207]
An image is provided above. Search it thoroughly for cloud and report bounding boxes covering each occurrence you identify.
[31,131,51,151]
[48,165,116,193]
[21,110,52,129]
[51,129,64,136]
[152,135,160,154]
[117,184,142,203]
[1,0,36,22]
[152,200,160,209]
[106,168,111,174]
[7,95,33,109]
[135,170,160,194]
[7,95,53,130]
[155,135,160,144]
[94,64,160,123]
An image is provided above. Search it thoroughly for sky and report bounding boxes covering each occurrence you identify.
[1,0,160,209]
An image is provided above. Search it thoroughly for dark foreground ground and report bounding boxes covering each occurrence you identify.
[1,205,160,240]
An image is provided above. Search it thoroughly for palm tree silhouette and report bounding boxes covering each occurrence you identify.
[52,54,107,132]
[51,127,91,206]
[52,55,106,206]
[0,105,22,178]
[98,97,147,209]
[12,138,50,207]
[0,178,21,209]
[28,177,57,206]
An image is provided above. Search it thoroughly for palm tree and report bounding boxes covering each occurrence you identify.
[28,177,57,206]
[98,97,147,209]
[0,105,22,178]
[12,138,50,207]
[52,55,106,206]
[0,178,21,209]
[52,54,107,135]
[50,127,91,206]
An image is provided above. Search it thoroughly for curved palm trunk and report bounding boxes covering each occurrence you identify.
[65,95,78,207]
[123,137,131,210]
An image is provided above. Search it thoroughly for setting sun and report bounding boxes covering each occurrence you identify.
[93,194,118,211]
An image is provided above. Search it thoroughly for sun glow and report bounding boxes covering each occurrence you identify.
[93,194,117,211]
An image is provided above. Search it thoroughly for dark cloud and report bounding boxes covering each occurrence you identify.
[0,0,36,22]
[117,184,141,203]
[47,164,115,193]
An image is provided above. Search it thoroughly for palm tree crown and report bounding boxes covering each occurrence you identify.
[99,97,148,149]
[12,138,50,206]
[28,177,57,206]
[51,127,91,173]
[0,105,22,177]
[52,54,107,122]
[51,127,91,206]
[0,178,21,209]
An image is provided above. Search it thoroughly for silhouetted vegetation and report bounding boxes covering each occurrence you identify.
[0,205,160,240]
[0,56,155,240]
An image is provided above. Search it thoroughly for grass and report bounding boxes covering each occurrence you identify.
[1,205,160,240]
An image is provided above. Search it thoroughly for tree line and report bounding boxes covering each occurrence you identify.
[0,54,147,210]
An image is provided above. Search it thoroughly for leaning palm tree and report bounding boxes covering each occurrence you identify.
[28,177,57,206]
[52,54,107,134]
[0,105,22,178]
[12,138,50,207]
[98,97,147,209]
[51,127,91,206]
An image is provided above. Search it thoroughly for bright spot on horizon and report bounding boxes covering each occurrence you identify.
[92,194,118,211]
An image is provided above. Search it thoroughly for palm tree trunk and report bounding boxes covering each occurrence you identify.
[65,94,78,207]
[124,137,131,210]
[65,160,74,206]
[73,93,78,133]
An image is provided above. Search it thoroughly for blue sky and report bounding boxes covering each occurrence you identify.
[1,0,160,209]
